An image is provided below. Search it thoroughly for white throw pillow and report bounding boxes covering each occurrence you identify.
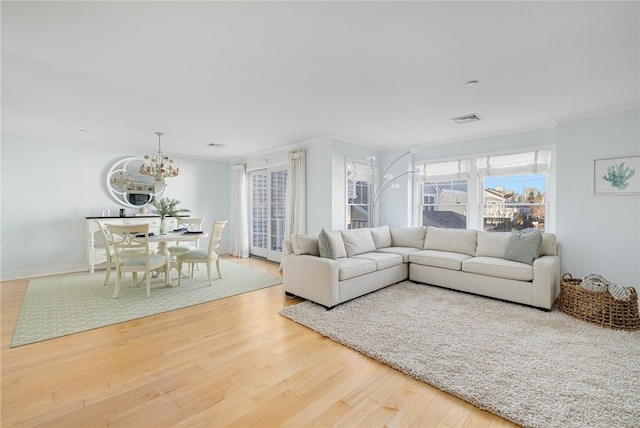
[290,233,320,256]
[475,231,510,258]
[341,229,376,257]
[369,225,392,249]
[318,228,347,259]
[423,226,478,256]
[390,226,427,248]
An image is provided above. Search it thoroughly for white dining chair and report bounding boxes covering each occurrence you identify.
[106,223,170,298]
[168,217,205,260]
[95,220,144,286]
[177,220,228,286]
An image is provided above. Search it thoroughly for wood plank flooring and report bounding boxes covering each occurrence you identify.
[1,255,519,427]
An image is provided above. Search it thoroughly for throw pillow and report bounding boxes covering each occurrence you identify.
[290,233,320,256]
[504,230,543,265]
[318,228,347,260]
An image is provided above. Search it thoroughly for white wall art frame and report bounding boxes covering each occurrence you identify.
[594,155,640,195]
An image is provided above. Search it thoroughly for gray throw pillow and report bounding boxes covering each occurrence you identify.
[318,228,347,260]
[504,230,542,265]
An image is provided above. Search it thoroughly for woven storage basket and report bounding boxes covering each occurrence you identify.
[559,274,640,330]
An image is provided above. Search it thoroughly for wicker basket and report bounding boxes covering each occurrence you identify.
[559,274,640,330]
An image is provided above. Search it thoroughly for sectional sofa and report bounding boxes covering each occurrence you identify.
[282,225,561,310]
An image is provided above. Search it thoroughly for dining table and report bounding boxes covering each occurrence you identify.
[148,230,210,284]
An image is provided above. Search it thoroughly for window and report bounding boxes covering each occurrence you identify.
[346,160,373,229]
[417,160,470,229]
[416,150,553,232]
[479,150,550,232]
[482,174,546,231]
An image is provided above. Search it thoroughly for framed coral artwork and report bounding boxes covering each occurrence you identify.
[594,155,639,195]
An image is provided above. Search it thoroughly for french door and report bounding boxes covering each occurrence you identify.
[249,167,288,262]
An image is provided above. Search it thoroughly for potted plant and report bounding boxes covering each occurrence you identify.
[151,197,190,234]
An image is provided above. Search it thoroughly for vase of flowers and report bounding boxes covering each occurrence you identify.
[151,197,191,235]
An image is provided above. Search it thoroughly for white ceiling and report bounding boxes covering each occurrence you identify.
[2,1,638,161]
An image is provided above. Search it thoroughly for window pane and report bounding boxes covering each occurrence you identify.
[483,174,546,232]
[421,180,468,229]
[348,205,370,229]
[347,170,372,228]
[270,170,288,252]
[251,174,268,248]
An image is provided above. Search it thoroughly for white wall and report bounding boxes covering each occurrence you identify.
[1,135,230,280]
[556,109,639,286]
[304,136,378,232]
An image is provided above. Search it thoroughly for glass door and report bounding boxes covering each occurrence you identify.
[249,167,288,262]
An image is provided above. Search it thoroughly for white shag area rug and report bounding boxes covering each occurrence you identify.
[279,281,640,428]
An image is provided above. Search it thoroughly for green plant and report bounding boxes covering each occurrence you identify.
[151,197,190,218]
[602,162,636,190]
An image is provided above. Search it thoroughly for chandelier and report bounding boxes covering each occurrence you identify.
[139,132,179,185]
[110,171,134,189]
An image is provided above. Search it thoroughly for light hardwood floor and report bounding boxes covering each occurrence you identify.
[1,255,519,427]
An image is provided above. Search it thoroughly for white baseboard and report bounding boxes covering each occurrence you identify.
[1,264,90,281]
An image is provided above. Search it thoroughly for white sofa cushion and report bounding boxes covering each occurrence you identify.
[370,225,392,249]
[505,230,542,265]
[390,226,426,249]
[336,258,376,280]
[290,233,320,256]
[462,256,533,281]
[409,250,472,271]
[341,229,376,257]
[318,228,347,260]
[424,226,477,256]
[353,252,403,270]
[376,247,421,263]
[476,231,510,258]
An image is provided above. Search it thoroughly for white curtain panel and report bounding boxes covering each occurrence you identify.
[230,163,249,258]
[285,149,307,239]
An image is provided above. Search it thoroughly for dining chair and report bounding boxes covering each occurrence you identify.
[177,220,228,286]
[168,217,205,260]
[106,223,170,298]
[95,220,145,286]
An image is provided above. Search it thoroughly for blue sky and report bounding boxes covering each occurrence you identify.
[484,174,546,194]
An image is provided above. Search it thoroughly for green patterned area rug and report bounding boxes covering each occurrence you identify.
[11,259,282,347]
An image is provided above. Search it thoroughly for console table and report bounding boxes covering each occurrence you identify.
[86,216,178,273]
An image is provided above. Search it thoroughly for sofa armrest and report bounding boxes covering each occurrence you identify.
[282,254,340,307]
[532,255,561,309]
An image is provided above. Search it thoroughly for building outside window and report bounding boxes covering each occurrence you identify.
[482,174,546,231]
[417,150,552,232]
[417,160,470,229]
[346,159,373,229]
[478,150,550,232]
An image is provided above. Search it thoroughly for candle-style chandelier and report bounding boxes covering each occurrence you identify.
[139,132,179,185]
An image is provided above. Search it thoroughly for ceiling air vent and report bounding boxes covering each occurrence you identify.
[450,113,483,124]
[207,143,228,149]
